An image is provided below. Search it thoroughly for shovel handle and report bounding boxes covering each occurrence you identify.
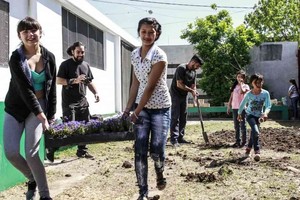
[195,97,209,143]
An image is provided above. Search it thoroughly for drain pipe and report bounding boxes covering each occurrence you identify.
[298,48,300,89]
[28,0,37,18]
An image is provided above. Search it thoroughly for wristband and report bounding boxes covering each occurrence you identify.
[67,78,75,85]
[133,112,139,119]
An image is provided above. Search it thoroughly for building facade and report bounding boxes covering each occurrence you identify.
[0,0,139,117]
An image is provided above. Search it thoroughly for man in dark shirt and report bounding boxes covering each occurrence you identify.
[56,41,100,158]
[170,54,203,146]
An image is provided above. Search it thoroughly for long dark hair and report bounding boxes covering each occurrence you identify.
[230,70,246,92]
[290,79,299,92]
[137,17,162,41]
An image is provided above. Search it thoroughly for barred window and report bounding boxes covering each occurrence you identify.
[0,0,9,68]
[260,44,282,61]
[62,7,104,70]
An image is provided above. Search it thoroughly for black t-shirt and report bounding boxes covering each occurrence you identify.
[170,64,196,97]
[57,58,94,109]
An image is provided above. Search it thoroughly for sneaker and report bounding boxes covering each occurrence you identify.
[178,138,191,144]
[137,195,148,200]
[46,148,55,163]
[40,197,53,200]
[244,147,251,158]
[76,150,94,159]
[232,142,240,148]
[26,181,37,200]
[240,142,247,147]
[156,172,167,191]
[254,151,260,162]
[137,189,148,200]
[170,139,180,147]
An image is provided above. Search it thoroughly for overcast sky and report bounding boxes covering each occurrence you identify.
[88,0,259,45]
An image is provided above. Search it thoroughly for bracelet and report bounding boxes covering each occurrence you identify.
[133,112,139,119]
[67,78,75,85]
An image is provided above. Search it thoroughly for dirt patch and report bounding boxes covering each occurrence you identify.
[206,127,300,153]
[1,121,300,200]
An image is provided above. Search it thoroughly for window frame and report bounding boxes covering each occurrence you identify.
[0,0,9,68]
[62,7,104,70]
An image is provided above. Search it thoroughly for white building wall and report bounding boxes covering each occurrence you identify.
[37,0,63,64]
[0,0,29,102]
[87,33,117,116]
[1,0,139,118]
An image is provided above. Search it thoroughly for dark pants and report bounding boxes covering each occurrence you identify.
[170,94,187,143]
[290,96,299,119]
[232,109,247,144]
[63,105,90,151]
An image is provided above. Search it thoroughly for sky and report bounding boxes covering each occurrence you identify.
[88,0,259,45]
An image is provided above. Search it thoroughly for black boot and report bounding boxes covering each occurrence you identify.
[156,172,166,190]
[26,180,37,200]
[40,197,53,200]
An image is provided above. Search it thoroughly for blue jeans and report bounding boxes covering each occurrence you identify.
[290,96,299,119]
[232,109,247,144]
[134,107,171,195]
[246,114,260,151]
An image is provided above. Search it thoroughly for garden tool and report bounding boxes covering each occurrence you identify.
[195,97,209,144]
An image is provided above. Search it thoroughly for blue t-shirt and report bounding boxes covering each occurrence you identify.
[238,89,271,117]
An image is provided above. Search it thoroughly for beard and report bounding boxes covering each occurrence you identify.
[73,56,84,63]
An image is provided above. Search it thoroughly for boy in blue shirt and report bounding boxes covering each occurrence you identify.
[238,73,271,161]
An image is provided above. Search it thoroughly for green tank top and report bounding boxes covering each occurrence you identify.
[31,70,46,91]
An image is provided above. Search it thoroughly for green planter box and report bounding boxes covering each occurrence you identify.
[45,131,135,149]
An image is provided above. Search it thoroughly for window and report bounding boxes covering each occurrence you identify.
[0,0,9,68]
[260,44,282,61]
[62,8,104,70]
[121,41,134,110]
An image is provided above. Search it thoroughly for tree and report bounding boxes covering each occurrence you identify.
[181,10,260,105]
[244,0,300,44]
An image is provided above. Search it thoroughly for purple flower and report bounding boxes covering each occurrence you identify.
[48,112,132,137]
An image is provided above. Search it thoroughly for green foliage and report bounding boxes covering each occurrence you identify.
[245,0,300,44]
[181,10,260,105]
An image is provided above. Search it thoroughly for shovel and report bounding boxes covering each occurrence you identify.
[195,97,209,144]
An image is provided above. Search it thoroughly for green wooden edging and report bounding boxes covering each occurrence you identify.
[187,105,288,120]
[0,102,45,192]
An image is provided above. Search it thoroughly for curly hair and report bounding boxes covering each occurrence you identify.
[66,41,84,56]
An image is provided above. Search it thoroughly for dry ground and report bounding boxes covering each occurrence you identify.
[1,120,300,200]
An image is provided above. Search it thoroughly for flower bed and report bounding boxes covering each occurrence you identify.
[45,113,134,149]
